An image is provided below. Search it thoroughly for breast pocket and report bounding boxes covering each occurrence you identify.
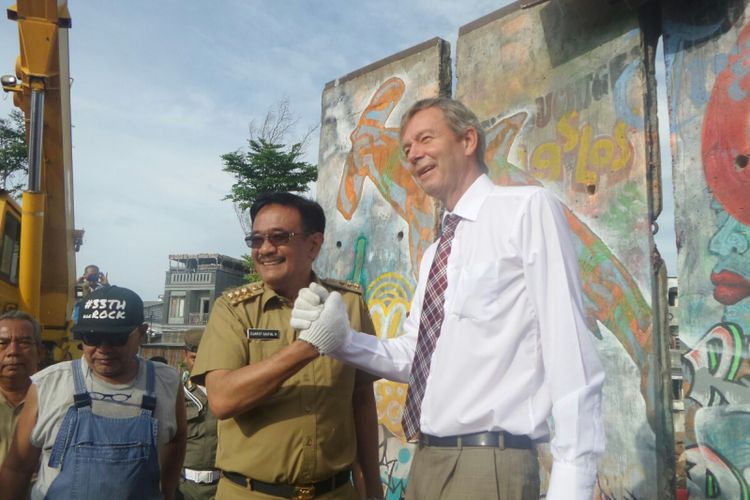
[247,338,286,363]
[451,261,507,321]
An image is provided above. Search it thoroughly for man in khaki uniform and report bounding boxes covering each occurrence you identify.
[191,192,382,500]
[0,311,42,466]
[178,328,219,500]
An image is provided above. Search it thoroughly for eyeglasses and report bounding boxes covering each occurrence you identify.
[81,331,135,347]
[89,391,131,402]
[245,231,302,249]
[0,337,37,351]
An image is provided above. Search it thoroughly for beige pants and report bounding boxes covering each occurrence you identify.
[405,445,539,500]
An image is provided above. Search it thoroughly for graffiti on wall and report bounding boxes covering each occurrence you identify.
[454,7,666,493]
[367,272,415,499]
[337,77,435,274]
[671,10,750,500]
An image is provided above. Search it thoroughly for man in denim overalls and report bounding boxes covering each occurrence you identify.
[0,286,187,499]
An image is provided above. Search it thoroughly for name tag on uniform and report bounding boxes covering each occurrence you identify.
[246,328,280,340]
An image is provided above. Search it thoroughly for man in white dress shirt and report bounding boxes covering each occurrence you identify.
[292,97,605,500]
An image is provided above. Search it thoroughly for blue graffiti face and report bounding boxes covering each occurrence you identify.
[709,200,750,309]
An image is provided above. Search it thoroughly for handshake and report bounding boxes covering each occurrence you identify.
[292,283,352,354]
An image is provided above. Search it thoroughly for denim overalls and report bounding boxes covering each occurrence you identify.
[44,359,162,499]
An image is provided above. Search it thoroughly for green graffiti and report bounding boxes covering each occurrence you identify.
[706,469,718,497]
[347,236,369,298]
[725,323,744,382]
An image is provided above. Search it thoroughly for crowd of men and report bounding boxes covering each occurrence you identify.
[0,97,604,500]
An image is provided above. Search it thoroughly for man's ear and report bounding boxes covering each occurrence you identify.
[308,232,324,260]
[463,127,479,157]
[137,323,149,336]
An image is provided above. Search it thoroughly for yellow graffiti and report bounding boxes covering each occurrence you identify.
[519,111,633,187]
[367,272,414,440]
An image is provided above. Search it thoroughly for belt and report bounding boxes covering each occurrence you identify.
[419,431,533,449]
[182,467,221,484]
[222,469,351,500]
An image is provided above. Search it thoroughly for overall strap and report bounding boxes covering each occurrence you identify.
[71,358,91,408]
[48,360,89,468]
[140,359,156,412]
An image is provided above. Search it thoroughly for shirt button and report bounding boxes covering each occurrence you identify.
[306,438,312,446]
[304,405,312,413]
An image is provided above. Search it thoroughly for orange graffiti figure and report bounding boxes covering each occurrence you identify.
[337,77,436,273]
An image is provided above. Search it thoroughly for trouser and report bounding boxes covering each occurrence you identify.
[405,444,540,500]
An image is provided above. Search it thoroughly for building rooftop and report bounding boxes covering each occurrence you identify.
[168,253,245,273]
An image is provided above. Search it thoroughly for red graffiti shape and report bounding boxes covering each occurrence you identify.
[702,22,750,226]
[711,270,750,305]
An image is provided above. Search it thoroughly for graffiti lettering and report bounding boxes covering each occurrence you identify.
[518,112,633,188]
[533,47,639,128]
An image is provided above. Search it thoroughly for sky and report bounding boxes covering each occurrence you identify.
[0,0,676,301]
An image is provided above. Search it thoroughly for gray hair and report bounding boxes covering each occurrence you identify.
[399,97,487,172]
[0,310,42,343]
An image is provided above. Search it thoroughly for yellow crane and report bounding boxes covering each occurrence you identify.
[0,0,80,364]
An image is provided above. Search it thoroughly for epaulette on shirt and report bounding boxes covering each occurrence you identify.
[321,278,362,294]
[224,282,264,305]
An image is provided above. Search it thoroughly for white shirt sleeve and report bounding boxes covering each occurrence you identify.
[330,245,435,382]
[519,189,605,500]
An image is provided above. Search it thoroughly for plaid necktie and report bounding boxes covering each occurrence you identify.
[402,213,462,440]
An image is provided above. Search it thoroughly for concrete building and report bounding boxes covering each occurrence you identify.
[162,253,246,328]
[142,253,246,361]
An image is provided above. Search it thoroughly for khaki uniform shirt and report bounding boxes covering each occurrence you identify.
[191,278,375,485]
[0,388,25,466]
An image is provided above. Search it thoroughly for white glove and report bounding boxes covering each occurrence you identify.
[297,291,351,354]
[290,283,329,330]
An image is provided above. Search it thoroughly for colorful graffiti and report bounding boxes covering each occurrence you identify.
[516,113,634,190]
[367,272,415,500]
[336,77,435,274]
[667,5,750,497]
[683,409,750,500]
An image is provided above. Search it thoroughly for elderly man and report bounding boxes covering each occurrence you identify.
[293,97,605,500]
[0,286,187,500]
[191,192,382,500]
[0,310,42,466]
[178,328,219,500]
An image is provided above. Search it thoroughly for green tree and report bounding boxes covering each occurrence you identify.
[0,109,28,196]
[221,138,317,210]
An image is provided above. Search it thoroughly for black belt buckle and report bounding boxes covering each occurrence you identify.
[464,432,500,447]
[292,484,315,500]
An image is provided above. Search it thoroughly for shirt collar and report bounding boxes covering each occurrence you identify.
[446,174,494,222]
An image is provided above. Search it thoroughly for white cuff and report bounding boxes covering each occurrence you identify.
[546,460,597,500]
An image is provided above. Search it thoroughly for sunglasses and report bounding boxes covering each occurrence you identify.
[245,230,302,249]
[81,331,135,347]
